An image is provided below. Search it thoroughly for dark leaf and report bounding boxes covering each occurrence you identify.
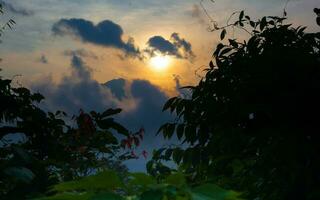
[220,29,227,40]
[101,108,122,118]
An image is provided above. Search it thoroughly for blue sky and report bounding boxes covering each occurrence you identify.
[0,0,318,171]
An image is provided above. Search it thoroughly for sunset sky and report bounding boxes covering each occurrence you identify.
[0,0,318,171]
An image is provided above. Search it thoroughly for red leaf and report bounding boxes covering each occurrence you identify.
[134,137,140,147]
[142,150,148,159]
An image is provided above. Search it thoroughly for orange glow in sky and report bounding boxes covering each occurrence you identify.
[149,55,171,71]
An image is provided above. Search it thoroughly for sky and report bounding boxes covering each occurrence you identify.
[0,0,318,171]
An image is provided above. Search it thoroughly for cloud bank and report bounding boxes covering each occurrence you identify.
[52,18,141,59]
[145,33,195,62]
[0,0,34,16]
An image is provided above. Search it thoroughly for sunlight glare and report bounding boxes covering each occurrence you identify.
[150,55,170,71]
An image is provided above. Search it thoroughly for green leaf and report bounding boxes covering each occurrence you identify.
[4,167,35,183]
[53,170,122,193]
[140,190,163,200]
[172,148,184,164]
[191,184,243,200]
[164,123,175,139]
[164,173,186,187]
[91,192,123,200]
[164,148,173,160]
[127,172,156,194]
[12,146,32,163]
[176,124,185,140]
[34,192,94,200]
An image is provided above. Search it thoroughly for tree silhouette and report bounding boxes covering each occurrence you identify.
[154,11,320,200]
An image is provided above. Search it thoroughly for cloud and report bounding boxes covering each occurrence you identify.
[31,55,117,114]
[52,18,141,59]
[145,33,195,62]
[171,33,195,61]
[0,1,34,16]
[31,55,177,171]
[104,78,127,100]
[104,78,174,172]
[188,4,206,25]
[63,49,98,60]
[146,36,179,57]
[37,54,48,64]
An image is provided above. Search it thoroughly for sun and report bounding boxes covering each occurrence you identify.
[150,55,170,71]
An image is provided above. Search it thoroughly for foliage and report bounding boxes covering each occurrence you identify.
[0,71,145,198]
[153,12,320,200]
[34,170,243,200]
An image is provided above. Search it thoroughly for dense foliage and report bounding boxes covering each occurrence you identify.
[0,72,146,198]
[1,2,320,199]
[34,170,242,200]
[152,12,320,200]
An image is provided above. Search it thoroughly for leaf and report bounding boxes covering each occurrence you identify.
[239,11,244,21]
[91,192,123,200]
[163,97,177,111]
[53,170,122,193]
[12,146,32,164]
[214,43,225,57]
[220,29,227,40]
[110,121,129,137]
[101,108,122,118]
[191,184,243,200]
[4,167,35,183]
[140,190,163,200]
[164,123,175,139]
[249,20,255,28]
[164,148,173,160]
[229,39,238,48]
[172,148,184,164]
[176,124,185,140]
[209,61,215,69]
[164,173,186,187]
[146,161,154,173]
[260,17,267,31]
[219,47,232,56]
[127,172,156,192]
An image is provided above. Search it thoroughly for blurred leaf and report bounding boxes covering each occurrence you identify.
[101,108,122,118]
[191,184,243,200]
[4,167,35,183]
[220,29,227,40]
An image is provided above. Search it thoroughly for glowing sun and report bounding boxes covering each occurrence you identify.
[150,55,170,71]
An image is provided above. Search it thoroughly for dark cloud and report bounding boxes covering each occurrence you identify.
[145,33,195,62]
[104,78,127,100]
[37,54,48,64]
[63,49,98,60]
[31,55,116,114]
[32,56,178,171]
[0,1,34,16]
[52,18,141,59]
[146,36,179,57]
[171,33,195,61]
[105,79,175,172]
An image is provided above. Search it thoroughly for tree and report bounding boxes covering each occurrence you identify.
[0,73,143,199]
[153,11,320,200]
